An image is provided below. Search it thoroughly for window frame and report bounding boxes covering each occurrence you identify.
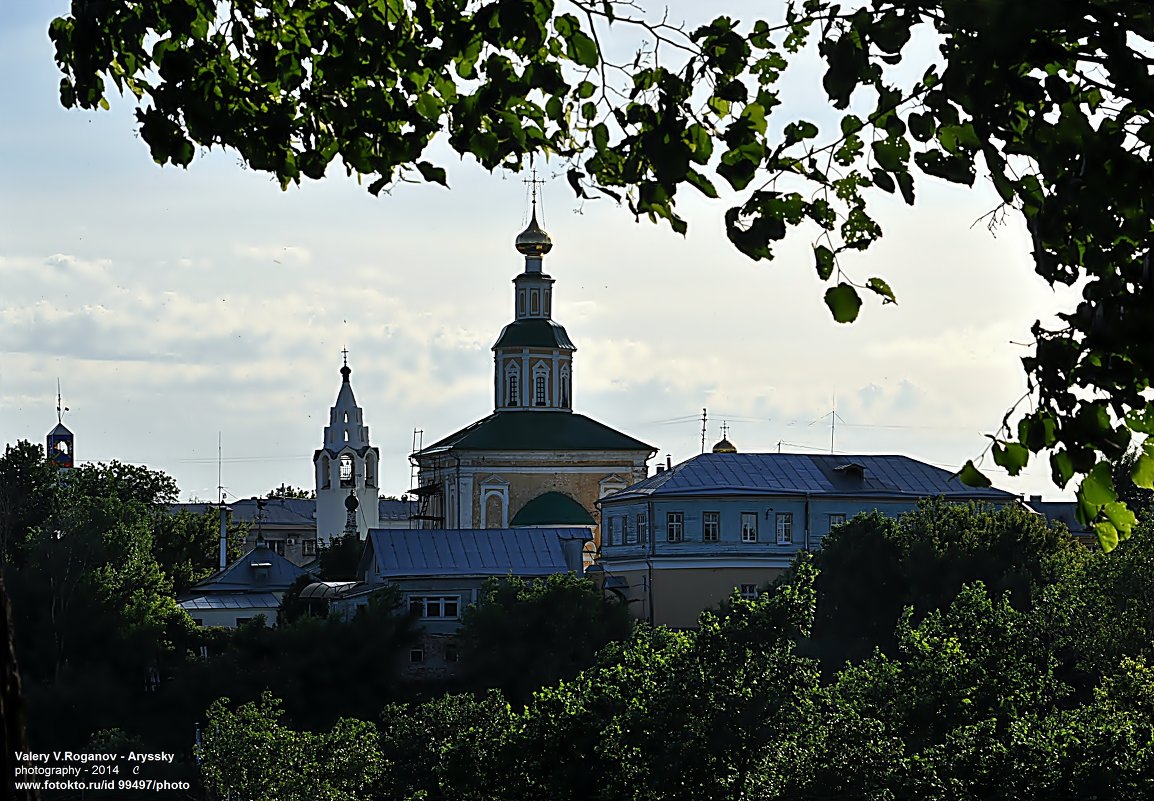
[738,583,759,601]
[408,595,462,620]
[741,512,758,543]
[776,512,794,545]
[828,513,847,531]
[666,511,684,543]
[703,511,721,542]
[637,513,648,544]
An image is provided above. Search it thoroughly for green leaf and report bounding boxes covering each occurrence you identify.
[567,30,600,68]
[896,170,915,205]
[814,245,835,280]
[824,283,861,323]
[686,168,719,198]
[991,441,1029,475]
[1080,461,1116,506]
[1050,450,1075,488]
[865,277,896,304]
[957,460,992,487]
[1133,452,1154,490]
[416,161,447,186]
[1094,520,1120,552]
[870,168,895,193]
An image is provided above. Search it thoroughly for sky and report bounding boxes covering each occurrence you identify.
[1,1,1082,503]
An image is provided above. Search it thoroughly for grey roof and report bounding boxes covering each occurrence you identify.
[191,543,310,593]
[492,318,576,350]
[361,528,593,579]
[1029,500,1092,534]
[179,593,282,611]
[604,452,1017,502]
[170,498,417,528]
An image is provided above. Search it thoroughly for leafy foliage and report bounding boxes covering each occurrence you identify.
[198,691,384,801]
[807,500,1084,670]
[48,0,1154,546]
[456,572,632,705]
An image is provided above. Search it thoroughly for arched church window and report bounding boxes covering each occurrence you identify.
[508,374,519,406]
[535,374,547,406]
[55,440,70,455]
[339,454,354,487]
[544,289,551,317]
[517,290,526,316]
[343,411,349,423]
[560,365,571,407]
[365,454,377,487]
[320,455,332,489]
[530,291,539,315]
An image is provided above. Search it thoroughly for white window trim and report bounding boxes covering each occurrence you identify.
[704,511,721,542]
[776,512,794,546]
[667,511,684,543]
[741,512,758,544]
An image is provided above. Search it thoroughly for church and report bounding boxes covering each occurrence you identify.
[410,199,656,546]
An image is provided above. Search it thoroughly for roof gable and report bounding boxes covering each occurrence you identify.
[192,543,310,594]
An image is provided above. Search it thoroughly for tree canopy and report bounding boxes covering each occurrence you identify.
[49,0,1154,547]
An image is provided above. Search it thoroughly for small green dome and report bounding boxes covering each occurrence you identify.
[510,491,594,526]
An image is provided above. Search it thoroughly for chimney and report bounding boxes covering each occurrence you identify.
[666,455,672,470]
[1029,494,1043,503]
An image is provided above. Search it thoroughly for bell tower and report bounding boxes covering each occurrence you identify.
[313,352,380,543]
[492,179,576,413]
[47,381,74,469]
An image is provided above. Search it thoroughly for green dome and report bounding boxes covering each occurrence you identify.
[510,491,595,526]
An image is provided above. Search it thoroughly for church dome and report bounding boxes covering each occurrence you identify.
[515,212,553,256]
[711,437,738,454]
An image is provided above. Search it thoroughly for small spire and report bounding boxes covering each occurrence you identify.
[56,379,69,424]
[340,348,351,382]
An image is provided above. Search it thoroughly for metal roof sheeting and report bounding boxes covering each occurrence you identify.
[191,543,310,593]
[607,452,1017,502]
[365,528,592,578]
[179,593,282,611]
[415,411,655,454]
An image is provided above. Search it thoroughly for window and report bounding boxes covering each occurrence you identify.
[624,515,637,545]
[320,455,331,489]
[508,373,519,406]
[666,512,684,543]
[703,511,720,542]
[828,513,846,530]
[776,512,794,545]
[408,596,461,619]
[531,290,540,315]
[607,516,621,546]
[560,366,571,407]
[339,454,354,487]
[302,539,317,556]
[535,374,547,406]
[409,648,425,664]
[739,584,759,600]
[637,514,648,544]
[741,512,758,543]
[271,539,286,556]
[365,455,376,487]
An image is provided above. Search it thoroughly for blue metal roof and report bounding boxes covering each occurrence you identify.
[362,528,592,578]
[605,452,1017,502]
[179,593,282,611]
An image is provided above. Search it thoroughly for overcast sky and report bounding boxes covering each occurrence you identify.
[2,1,1081,503]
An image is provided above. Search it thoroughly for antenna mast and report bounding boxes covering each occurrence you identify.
[700,408,707,453]
[56,379,69,424]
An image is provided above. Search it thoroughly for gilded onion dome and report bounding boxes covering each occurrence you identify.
[712,437,738,454]
[515,210,553,257]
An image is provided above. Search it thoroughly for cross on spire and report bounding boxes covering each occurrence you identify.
[341,347,349,367]
[721,421,730,438]
[523,168,545,217]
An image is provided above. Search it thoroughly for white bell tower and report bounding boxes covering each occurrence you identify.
[314,352,380,544]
